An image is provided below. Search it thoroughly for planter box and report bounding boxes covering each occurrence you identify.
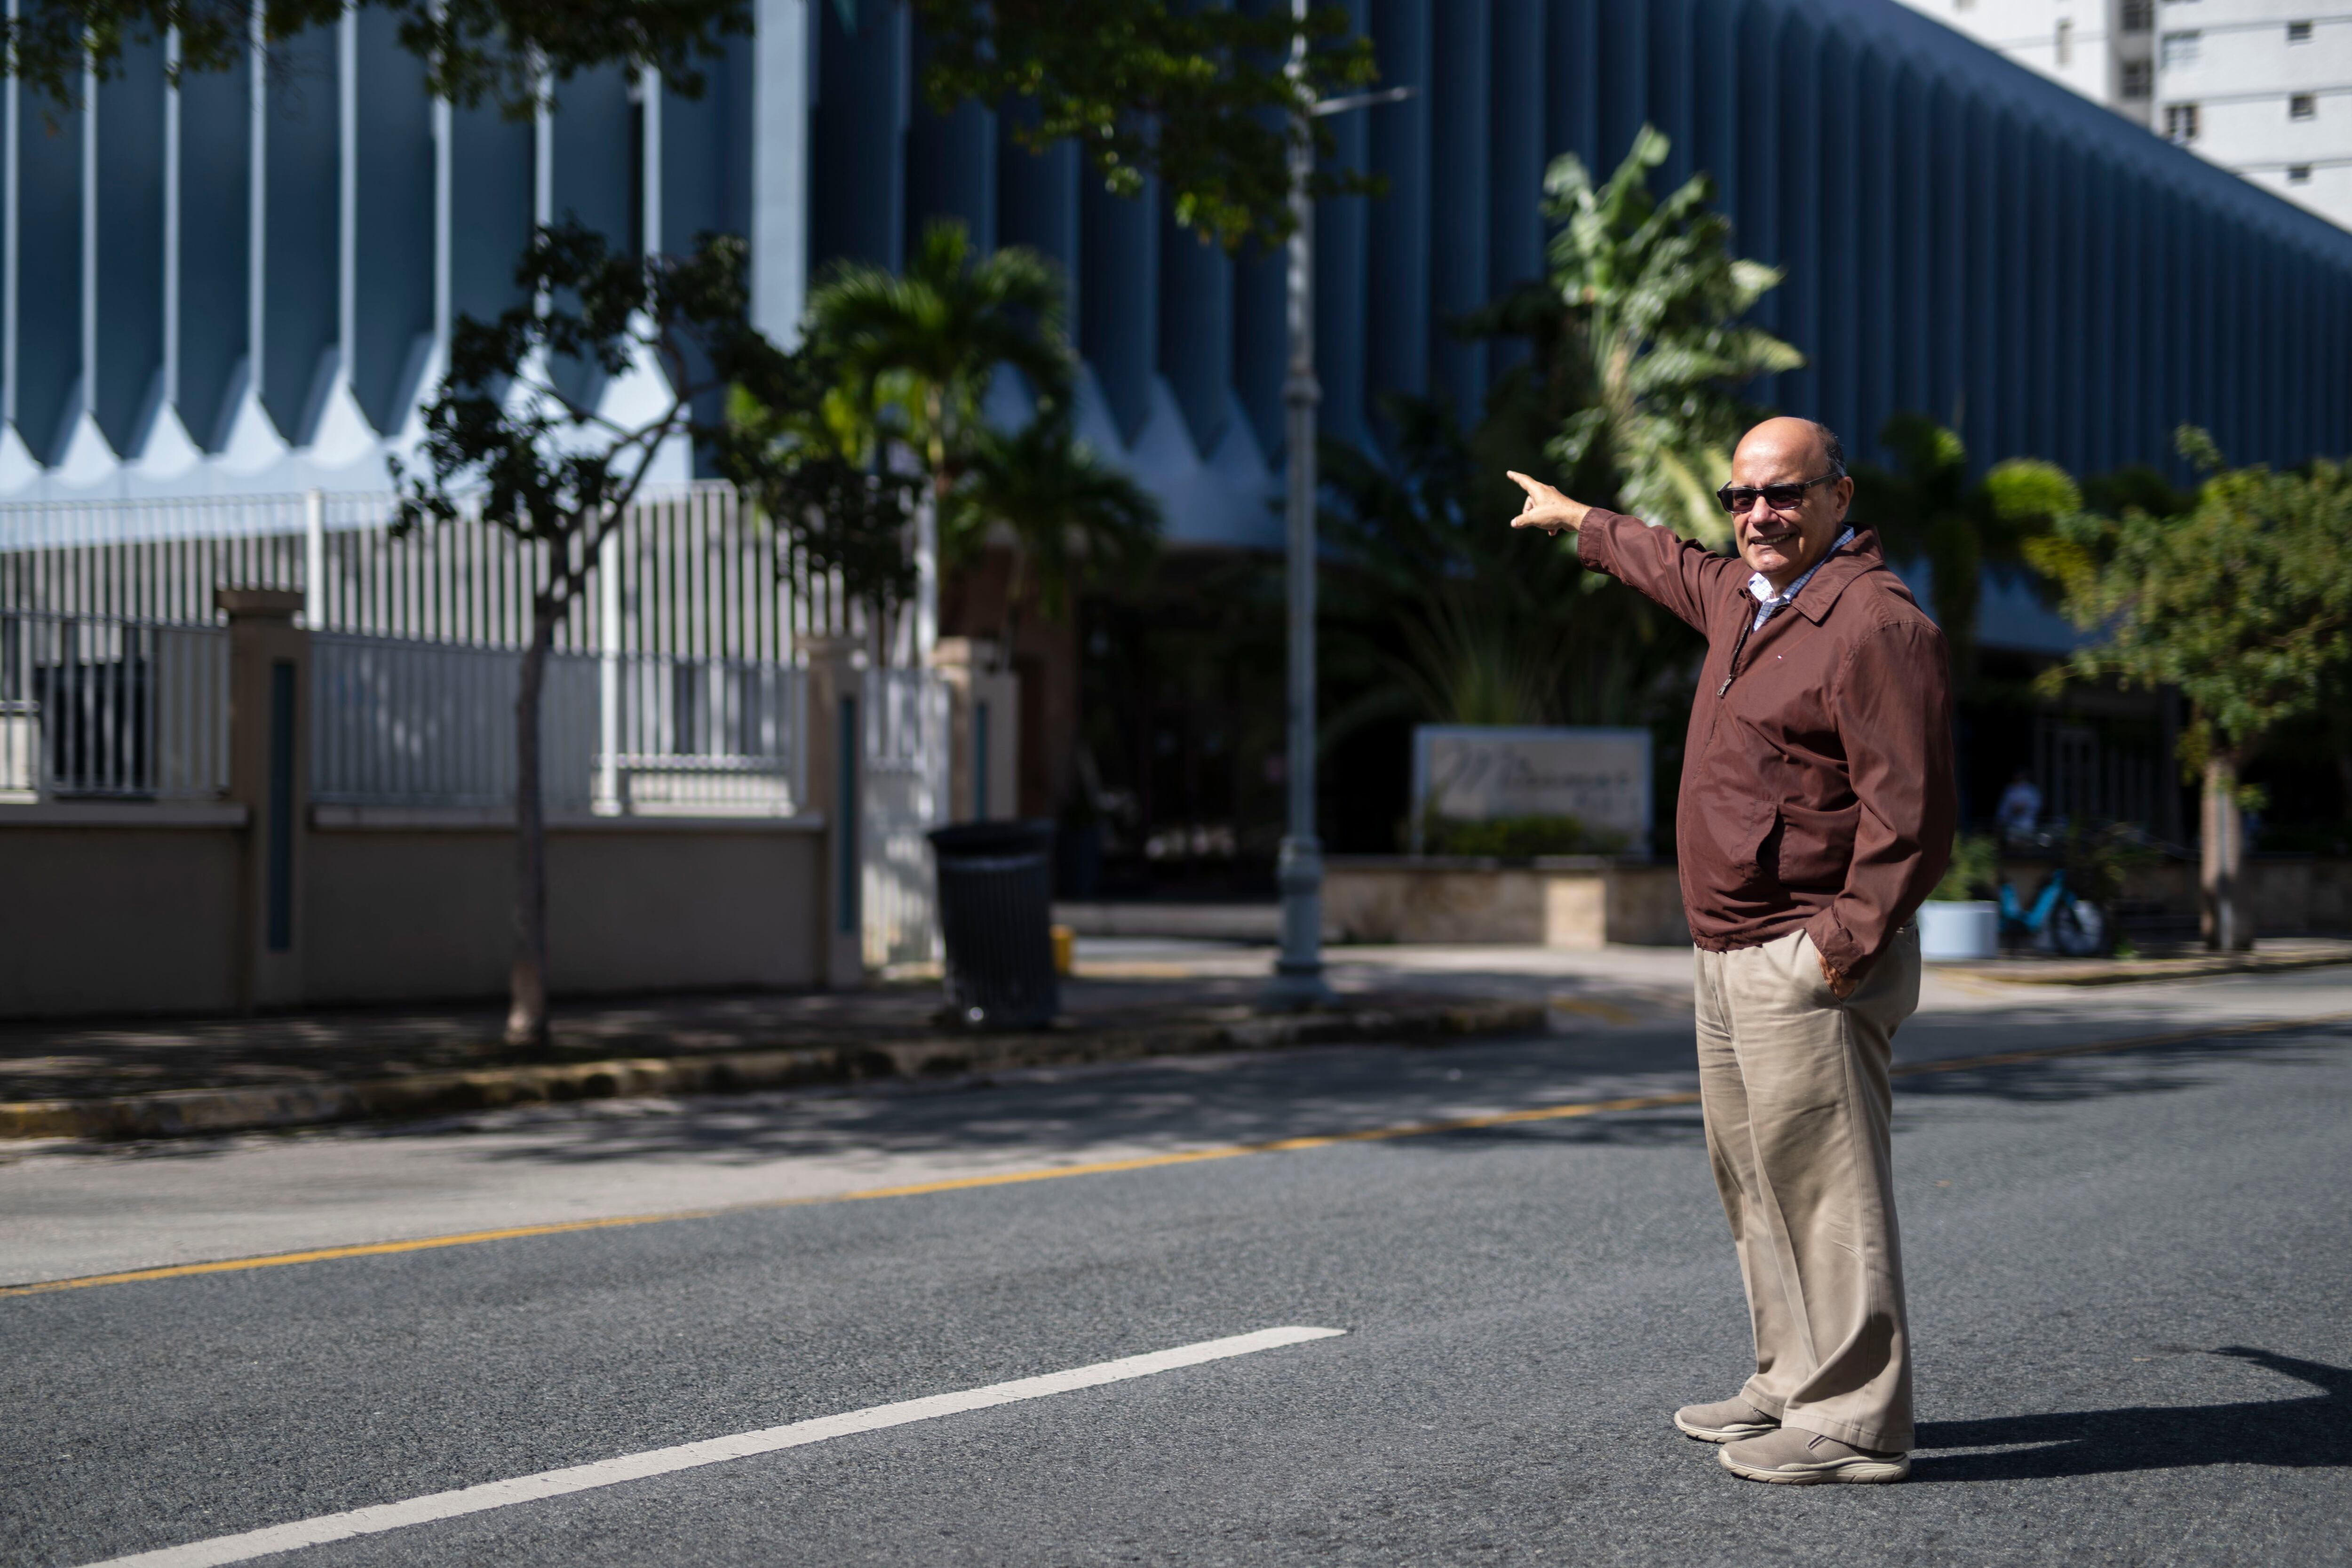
[1919,900,1999,961]
[1324,856,1688,948]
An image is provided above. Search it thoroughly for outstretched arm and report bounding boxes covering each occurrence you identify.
[1506,470,1593,536]
[1506,470,1734,634]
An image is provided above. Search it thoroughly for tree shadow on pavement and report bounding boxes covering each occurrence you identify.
[1876,1035,2352,1140]
[447,1026,2339,1167]
[61,1017,2338,1171]
[1913,1348,2350,1481]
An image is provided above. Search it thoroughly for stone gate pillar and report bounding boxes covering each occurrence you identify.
[800,634,867,988]
[217,588,310,1010]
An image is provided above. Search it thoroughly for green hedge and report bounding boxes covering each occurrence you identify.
[1422,814,1629,859]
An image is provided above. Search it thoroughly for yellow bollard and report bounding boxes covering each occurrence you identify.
[1050,923,1076,976]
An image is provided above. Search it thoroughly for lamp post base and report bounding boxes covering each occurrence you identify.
[1264,835,1333,1010]
[1263,965,1334,1010]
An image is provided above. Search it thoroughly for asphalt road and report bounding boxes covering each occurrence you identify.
[3,966,2349,1566]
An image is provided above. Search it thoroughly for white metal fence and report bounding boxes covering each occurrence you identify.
[862,666,951,968]
[0,612,229,800]
[596,651,809,817]
[0,482,894,661]
[312,633,807,817]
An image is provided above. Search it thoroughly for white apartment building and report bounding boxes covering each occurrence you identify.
[1890,1,2159,123]
[1897,0,2352,229]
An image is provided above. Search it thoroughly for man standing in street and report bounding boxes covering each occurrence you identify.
[1507,417,1955,1485]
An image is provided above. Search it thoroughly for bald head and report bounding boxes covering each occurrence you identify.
[1734,417,1844,481]
[1726,417,1854,590]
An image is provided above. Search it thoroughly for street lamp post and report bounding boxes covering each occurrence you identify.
[1267,4,1408,1009]
[1268,46,1329,1008]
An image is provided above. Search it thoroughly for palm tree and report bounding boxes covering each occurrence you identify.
[1318,393,1687,747]
[1508,126,1804,545]
[1388,587,1568,728]
[802,219,1076,533]
[947,415,1162,652]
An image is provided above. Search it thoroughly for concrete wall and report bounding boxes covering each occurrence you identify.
[0,805,246,1015]
[1326,858,1690,948]
[0,805,824,1019]
[304,814,825,1004]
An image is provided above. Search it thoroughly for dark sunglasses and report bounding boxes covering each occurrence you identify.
[1715,472,1843,514]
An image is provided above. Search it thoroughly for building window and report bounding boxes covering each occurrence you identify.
[2161,31,2201,69]
[2292,93,2317,120]
[2166,102,2201,141]
[2289,164,2313,184]
[2122,0,2154,31]
[2122,60,2155,98]
[2057,17,2075,66]
[2288,20,2313,44]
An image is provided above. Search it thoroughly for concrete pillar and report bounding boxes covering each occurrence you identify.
[928,637,1018,824]
[753,0,811,344]
[799,634,866,987]
[216,587,309,1009]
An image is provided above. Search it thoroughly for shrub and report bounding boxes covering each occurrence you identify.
[1931,832,2001,901]
[1421,814,1629,859]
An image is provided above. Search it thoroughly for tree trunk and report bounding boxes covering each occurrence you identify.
[2200,754,2250,953]
[508,612,556,1048]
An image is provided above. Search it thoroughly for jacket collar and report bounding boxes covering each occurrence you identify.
[1789,527,1889,624]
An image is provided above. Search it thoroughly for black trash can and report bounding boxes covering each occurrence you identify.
[928,820,1059,1029]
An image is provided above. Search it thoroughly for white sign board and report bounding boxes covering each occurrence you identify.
[1411,725,1652,856]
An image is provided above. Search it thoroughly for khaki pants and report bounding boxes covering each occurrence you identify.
[1693,925,1921,1453]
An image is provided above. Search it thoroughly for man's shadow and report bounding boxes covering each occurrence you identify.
[1914,1348,2350,1482]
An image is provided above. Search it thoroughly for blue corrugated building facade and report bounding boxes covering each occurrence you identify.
[1,0,2348,549]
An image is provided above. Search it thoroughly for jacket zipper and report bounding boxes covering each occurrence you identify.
[1716,612,1757,699]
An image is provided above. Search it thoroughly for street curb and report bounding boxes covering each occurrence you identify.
[1938,948,2352,987]
[0,1000,1546,1143]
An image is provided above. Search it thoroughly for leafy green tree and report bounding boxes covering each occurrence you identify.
[392,222,864,1049]
[1512,126,1804,544]
[2025,428,2352,950]
[1851,413,2079,681]
[1320,399,1577,732]
[947,414,1161,653]
[7,0,747,117]
[893,0,1377,247]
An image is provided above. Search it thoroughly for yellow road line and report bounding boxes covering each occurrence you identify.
[1548,996,1643,1025]
[0,1212,726,1297]
[7,1010,2347,1302]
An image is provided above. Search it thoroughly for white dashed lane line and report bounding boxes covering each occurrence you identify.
[85,1327,1348,1568]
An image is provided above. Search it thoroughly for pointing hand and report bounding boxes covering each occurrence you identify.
[1507,471,1591,536]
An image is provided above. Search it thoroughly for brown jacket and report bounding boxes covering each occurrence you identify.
[1577,510,1955,977]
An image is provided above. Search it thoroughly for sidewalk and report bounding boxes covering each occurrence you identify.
[0,942,1698,1142]
[11,935,2344,1143]
[1937,936,2352,986]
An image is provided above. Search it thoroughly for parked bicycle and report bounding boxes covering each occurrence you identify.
[1997,866,2110,957]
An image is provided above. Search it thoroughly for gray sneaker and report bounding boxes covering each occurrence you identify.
[1672,1396,1780,1443]
[1718,1425,1910,1484]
